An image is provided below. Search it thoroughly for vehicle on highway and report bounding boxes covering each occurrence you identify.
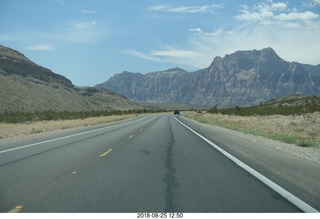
[174,109,180,115]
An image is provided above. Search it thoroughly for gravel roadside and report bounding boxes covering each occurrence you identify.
[178,115,320,211]
[0,114,140,140]
[183,112,320,165]
[202,121,320,165]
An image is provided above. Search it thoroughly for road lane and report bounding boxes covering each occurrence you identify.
[0,115,158,212]
[169,116,302,212]
[176,115,320,211]
[0,114,311,212]
[0,115,152,156]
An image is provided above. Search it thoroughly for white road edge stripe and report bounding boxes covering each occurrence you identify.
[0,116,148,155]
[174,116,319,213]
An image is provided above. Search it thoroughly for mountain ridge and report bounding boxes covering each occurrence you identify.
[0,44,140,113]
[0,45,74,88]
[97,48,320,107]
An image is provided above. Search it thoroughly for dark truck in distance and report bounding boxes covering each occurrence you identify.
[174,110,180,115]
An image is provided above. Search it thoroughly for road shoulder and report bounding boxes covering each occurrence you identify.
[176,115,320,211]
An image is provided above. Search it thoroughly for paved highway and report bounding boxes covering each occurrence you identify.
[0,114,318,212]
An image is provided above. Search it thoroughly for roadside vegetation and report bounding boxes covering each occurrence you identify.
[0,109,169,139]
[0,109,170,139]
[0,114,139,139]
[185,95,320,148]
[207,95,320,116]
[0,109,165,124]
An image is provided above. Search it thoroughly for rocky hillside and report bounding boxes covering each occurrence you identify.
[97,48,320,107]
[263,95,320,109]
[0,45,140,113]
[0,45,73,88]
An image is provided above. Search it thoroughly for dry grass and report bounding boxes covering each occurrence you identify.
[184,111,320,147]
[0,114,139,139]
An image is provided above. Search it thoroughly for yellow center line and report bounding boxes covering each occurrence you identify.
[100,148,113,157]
[128,134,134,139]
[8,205,24,213]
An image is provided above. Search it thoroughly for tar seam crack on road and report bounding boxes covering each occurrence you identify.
[164,118,178,212]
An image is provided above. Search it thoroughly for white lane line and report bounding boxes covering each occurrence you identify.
[0,116,148,155]
[174,116,319,213]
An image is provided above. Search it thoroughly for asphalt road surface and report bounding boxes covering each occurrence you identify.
[0,114,318,212]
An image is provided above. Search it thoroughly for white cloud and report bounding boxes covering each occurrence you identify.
[124,20,320,69]
[236,1,287,22]
[72,21,97,30]
[62,23,105,43]
[1,20,105,45]
[188,22,320,66]
[25,44,56,51]
[303,0,320,7]
[275,11,319,21]
[236,0,320,29]
[150,46,202,58]
[125,0,320,68]
[271,2,287,10]
[121,47,205,68]
[148,4,223,14]
[54,20,107,43]
[120,50,165,63]
[81,9,98,14]
[148,5,170,11]
[283,22,302,28]
[236,7,273,22]
[188,28,227,37]
[0,34,19,41]
[189,28,203,34]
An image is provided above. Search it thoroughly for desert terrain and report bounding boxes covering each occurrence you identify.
[0,114,139,139]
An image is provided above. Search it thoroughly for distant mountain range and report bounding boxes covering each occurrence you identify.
[97,48,320,107]
[0,45,140,113]
[2,44,319,113]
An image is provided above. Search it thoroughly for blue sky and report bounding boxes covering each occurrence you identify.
[1,0,320,86]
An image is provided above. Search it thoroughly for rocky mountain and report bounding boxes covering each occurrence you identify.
[0,45,140,113]
[97,48,320,107]
[0,45,73,88]
[97,68,193,103]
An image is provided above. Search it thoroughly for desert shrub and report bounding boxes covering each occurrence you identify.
[0,108,165,123]
[298,140,314,147]
[208,105,319,116]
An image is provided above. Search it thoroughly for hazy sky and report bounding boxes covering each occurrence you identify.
[1,0,320,86]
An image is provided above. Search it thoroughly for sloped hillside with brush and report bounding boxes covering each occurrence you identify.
[0,45,140,113]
